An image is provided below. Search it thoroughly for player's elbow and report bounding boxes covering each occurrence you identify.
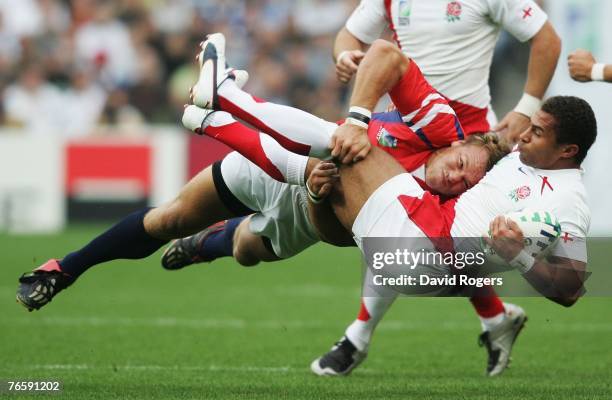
[370,39,406,70]
[370,39,399,56]
[550,293,580,308]
[558,296,578,308]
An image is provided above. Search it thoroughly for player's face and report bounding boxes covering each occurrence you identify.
[518,111,564,168]
[425,143,489,196]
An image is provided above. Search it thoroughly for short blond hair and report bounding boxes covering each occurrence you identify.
[463,132,511,171]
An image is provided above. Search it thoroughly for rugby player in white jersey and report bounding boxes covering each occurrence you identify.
[308,94,594,376]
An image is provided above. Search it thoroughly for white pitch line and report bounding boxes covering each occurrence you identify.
[5,316,323,329]
[19,364,297,373]
[4,316,612,332]
[4,316,452,330]
[5,363,379,375]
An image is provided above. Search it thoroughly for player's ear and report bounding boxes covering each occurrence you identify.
[451,140,465,147]
[561,144,579,160]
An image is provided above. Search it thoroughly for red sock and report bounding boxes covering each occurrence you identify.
[204,121,285,182]
[469,285,505,318]
[356,300,371,322]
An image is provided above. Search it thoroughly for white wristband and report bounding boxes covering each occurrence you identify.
[510,250,536,274]
[348,106,372,120]
[514,93,542,118]
[591,63,606,81]
[346,106,371,129]
[345,118,369,129]
[305,179,324,204]
[336,51,350,65]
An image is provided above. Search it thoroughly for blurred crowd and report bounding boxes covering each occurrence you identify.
[0,0,355,137]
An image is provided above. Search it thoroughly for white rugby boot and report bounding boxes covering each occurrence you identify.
[478,303,527,377]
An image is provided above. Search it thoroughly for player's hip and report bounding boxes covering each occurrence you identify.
[352,173,428,245]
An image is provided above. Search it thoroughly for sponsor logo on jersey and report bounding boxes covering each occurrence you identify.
[398,0,412,25]
[509,185,531,202]
[446,1,462,22]
[377,127,398,148]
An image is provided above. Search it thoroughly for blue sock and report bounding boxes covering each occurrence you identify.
[198,216,247,262]
[59,208,168,278]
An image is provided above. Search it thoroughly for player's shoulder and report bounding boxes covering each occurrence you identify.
[548,174,591,233]
[549,169,588,198]
[355,0,386,12]
[493,150,522,168]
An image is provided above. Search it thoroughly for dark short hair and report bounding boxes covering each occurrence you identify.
[463,132,511,172]
[541,96,597,164]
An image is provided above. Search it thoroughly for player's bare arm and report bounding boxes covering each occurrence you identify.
[495,22,561,144]
[305,159,339,201]
[331,40,409,164]
[305,161,355,247]
[524,256,586,307]
[485,216,586,307]
[334,27,367,84]
[568,49,612,83]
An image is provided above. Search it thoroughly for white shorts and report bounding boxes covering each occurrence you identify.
[218,152,320,258]
[352,173,453,295]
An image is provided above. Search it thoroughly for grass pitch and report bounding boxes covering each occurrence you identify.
[1,225,611,399]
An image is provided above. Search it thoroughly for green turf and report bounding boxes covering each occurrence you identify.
[1,226,611,399]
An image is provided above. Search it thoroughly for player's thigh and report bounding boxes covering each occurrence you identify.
[145,165,234,238]
[332,147,406,230]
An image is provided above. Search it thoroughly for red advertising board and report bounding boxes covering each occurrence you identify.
[65,139,152,220]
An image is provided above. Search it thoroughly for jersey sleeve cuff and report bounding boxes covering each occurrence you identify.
[513,13,548,43]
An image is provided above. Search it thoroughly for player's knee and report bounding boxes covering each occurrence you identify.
[231,219,262,267]
[232,239,260,267]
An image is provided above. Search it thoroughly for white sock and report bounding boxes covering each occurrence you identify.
[479,302,521,332]
[259,134,308,186]
[479,313,505,332]
[345,295,398,352]
[218,79,336,158]
[202,111,308,185]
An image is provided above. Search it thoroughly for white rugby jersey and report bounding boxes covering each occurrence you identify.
[451,152,590,262]
[346,0,547,108]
